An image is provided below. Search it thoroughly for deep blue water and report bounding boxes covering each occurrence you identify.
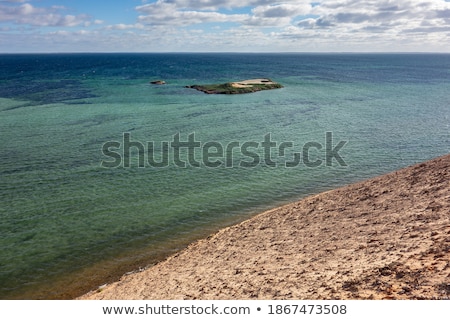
[0,53,449,299]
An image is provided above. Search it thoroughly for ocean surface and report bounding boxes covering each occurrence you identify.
[0,53,449,299]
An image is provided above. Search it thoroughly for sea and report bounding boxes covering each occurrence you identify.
[0,53,449,299]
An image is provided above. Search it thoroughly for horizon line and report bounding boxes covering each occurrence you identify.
[1,51,450,55]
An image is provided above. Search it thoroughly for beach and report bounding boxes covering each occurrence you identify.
[81,154,450,300]
[2,53,450,299]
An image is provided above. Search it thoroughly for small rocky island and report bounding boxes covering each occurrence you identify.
[150,80,166,85]
[186,78,283,94]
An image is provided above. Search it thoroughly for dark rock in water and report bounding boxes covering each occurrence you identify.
[150,80,166,85]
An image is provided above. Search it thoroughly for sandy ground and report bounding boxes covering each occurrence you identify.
[81,154,450,300]
[231,79,277,88]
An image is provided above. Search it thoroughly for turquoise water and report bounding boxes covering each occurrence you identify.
[0,53,449,299]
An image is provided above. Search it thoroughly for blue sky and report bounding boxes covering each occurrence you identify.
[1,0,450,52]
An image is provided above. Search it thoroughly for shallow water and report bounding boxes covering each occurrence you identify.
[0,53,449,299]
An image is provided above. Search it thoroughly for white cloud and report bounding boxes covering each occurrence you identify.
[252,3,312,18]
[106,23,144,30]
[0,3,93,27]
[136,1,247,26]
[1,0,450,52]
[159,0,277,11]
[135,0,313,27]
[306,0,450,30]
[134,0,450,34]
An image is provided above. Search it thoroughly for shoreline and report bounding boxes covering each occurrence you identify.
[80,154,450,300]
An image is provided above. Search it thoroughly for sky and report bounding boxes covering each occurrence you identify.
[1,0,450,52]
